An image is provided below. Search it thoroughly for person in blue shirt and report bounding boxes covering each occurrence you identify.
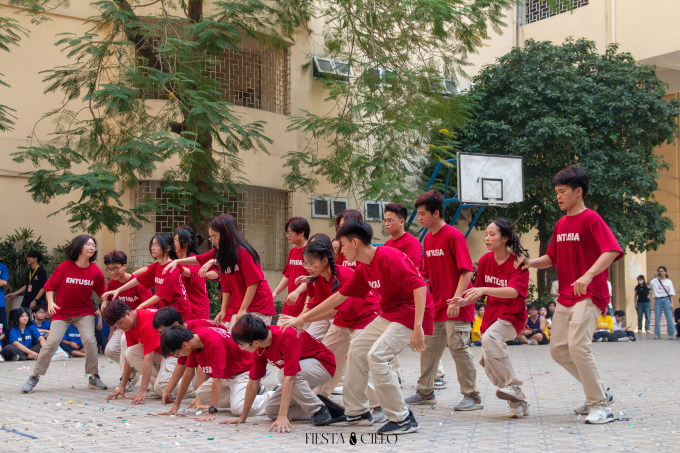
[1,307,45,361]
[0,262,9,333]
[94,305,110,354]
[60,322,85,357]
[32,304,51,337]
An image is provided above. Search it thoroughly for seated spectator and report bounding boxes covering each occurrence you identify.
[32,304,51,337]
[1,307,45,361]
[593,312,629,342]
[95,305,110,354]
[471,305,484,346]
[540,306,551,329]
[519,303,549,345]
[505,337,523,346]
[547,300,556,319]
[60,322,86,357]
[612,310,636,341]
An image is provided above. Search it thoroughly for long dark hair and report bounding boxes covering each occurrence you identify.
[174,225,204,256]
[10,307,33,330]
[64,235,98,262]
[210,214,260,274]
[491,218,528,261]
[149,233,178,260]
[304,237,340,291]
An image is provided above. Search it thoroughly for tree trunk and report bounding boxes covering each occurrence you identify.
[536,214,552,300]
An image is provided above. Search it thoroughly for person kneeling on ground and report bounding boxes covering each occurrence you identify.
[519,304,549,345]
[225,314,336,433]
[158,325,271,421]
[612,310,635,341]
[1,307,45,361]
[102,300,194,405]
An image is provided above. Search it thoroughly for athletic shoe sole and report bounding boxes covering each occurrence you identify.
[496,389,525,403]
[405,397,436,405]
[339,417,374,426]
[378,424,420,434]
[585,414,615,424]
[88,383,108,390]
[454,403,484,411]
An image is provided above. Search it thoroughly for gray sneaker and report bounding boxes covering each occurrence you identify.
[404,390,436,405]
[88,374,108,390]
[574,388,615,415]
[371,406,388,423]
[454,394,484,411]
[434,375,447,389]
[22,375,40,393]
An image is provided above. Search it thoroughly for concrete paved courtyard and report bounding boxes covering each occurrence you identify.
[1,333,679,452]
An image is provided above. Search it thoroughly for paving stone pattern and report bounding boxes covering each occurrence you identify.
[1,333,679,452]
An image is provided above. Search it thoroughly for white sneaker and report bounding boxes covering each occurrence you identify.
[618,337,629,342]
[496,385,526,403]
[585,405,614,424]
[669,335,675,340]
[509,402,529,419]
[574,388,615,415]
[371,407,388,423]
[528,339,538,345]
[595,338,604,342]
[332,386,343,395]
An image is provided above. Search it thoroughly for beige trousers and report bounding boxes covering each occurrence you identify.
[196,372,270,416]
[265,358,331,420]
[224,312,272,332]
[481,319,524,407]
[416,320,479,398]
[104,328,128,373]
[550,299,607,406]
[315,324,379,408]
[125,344,195,398]
[34,316,98,376]
[306,318,332,341]
[344,316,412,422]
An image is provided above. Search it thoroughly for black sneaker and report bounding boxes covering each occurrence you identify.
[313,406,332,426]
[317,394,345,419]
[377,409,420,435]
[334,410,374,426]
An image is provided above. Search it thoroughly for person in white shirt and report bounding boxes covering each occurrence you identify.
[607,280,613,315]
[649,266,676,340]
[612,310,635,341]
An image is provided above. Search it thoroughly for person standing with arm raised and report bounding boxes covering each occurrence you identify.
[515,166,622,424]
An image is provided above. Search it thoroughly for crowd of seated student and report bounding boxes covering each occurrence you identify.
[1,307,45,361]
[593,310,636,342]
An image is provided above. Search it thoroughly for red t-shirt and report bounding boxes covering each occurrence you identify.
[183,254,211,320]
[476,252,529,335]
[546,208,623,313]
[281,246,308,317]
[422,224,475,322]
[106,275,153,310]
[249,326,335,380]
[339,246,434,334]
[306,265,379,329]
[385,233,423,271]
[136,261,192,321]
[337,252,358,270]
[125,309,161,355]
[184,327,253,379]
[196,249,275,316]
[45,261,106,321]
[178,319,228,365]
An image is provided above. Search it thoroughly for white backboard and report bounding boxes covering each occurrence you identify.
[457,153,524,205]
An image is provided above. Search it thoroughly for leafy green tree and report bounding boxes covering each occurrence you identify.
[0,7,29,131]
[0,228,52,292]
[9,0,307,236]
[455,38,680,297]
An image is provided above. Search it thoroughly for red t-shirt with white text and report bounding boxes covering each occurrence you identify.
[337,252,358,270]
[183,254,211,320]
[195,249,275,316]
[476,252,529,335]
[281,246,308,317]
[546,208,623,313]
[107,275,153,310]
[422,224,475,322]
[136,261,192,321]
[185,327,253,379]
[45,260,106,321]
[385,232,423,272]
[177,319,228,366]
[307,265,380,329]
[339,246,434,334]
[249,326,335,379]
[125,309,161,355]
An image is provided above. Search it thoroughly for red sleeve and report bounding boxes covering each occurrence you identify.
[406,238,423,270]
[307,281,316,298]
[450,231,474,274]
[93,268,106,298]
[135,267,155,290]
[44,262,65,292]
[219,274,232,294]
[137,284,154,302]
[239,250,264,287]
[508,266,530,299]
[281,332,302,376]
[156,268,180,303]
[338,265,372,299]
[590,215,624,260]
[249,352,268,380]
[386,255,427,293]
[195,250,216,266]
[182,265,200,286]
[185,352,198,368]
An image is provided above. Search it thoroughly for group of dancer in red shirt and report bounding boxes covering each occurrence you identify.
[18,166,623,433]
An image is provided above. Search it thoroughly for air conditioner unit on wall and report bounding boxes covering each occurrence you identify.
[312,56,355,82]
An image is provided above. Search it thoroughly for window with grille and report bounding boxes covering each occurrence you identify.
[523,0,589,25]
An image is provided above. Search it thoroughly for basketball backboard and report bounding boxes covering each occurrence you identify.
[457,152,524,205]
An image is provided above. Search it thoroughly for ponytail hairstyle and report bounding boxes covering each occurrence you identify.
[174,225,205,257]
[149,232,178,260]
[303,236,340,291]
[209,214,260,274]
[491,218,528,261]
